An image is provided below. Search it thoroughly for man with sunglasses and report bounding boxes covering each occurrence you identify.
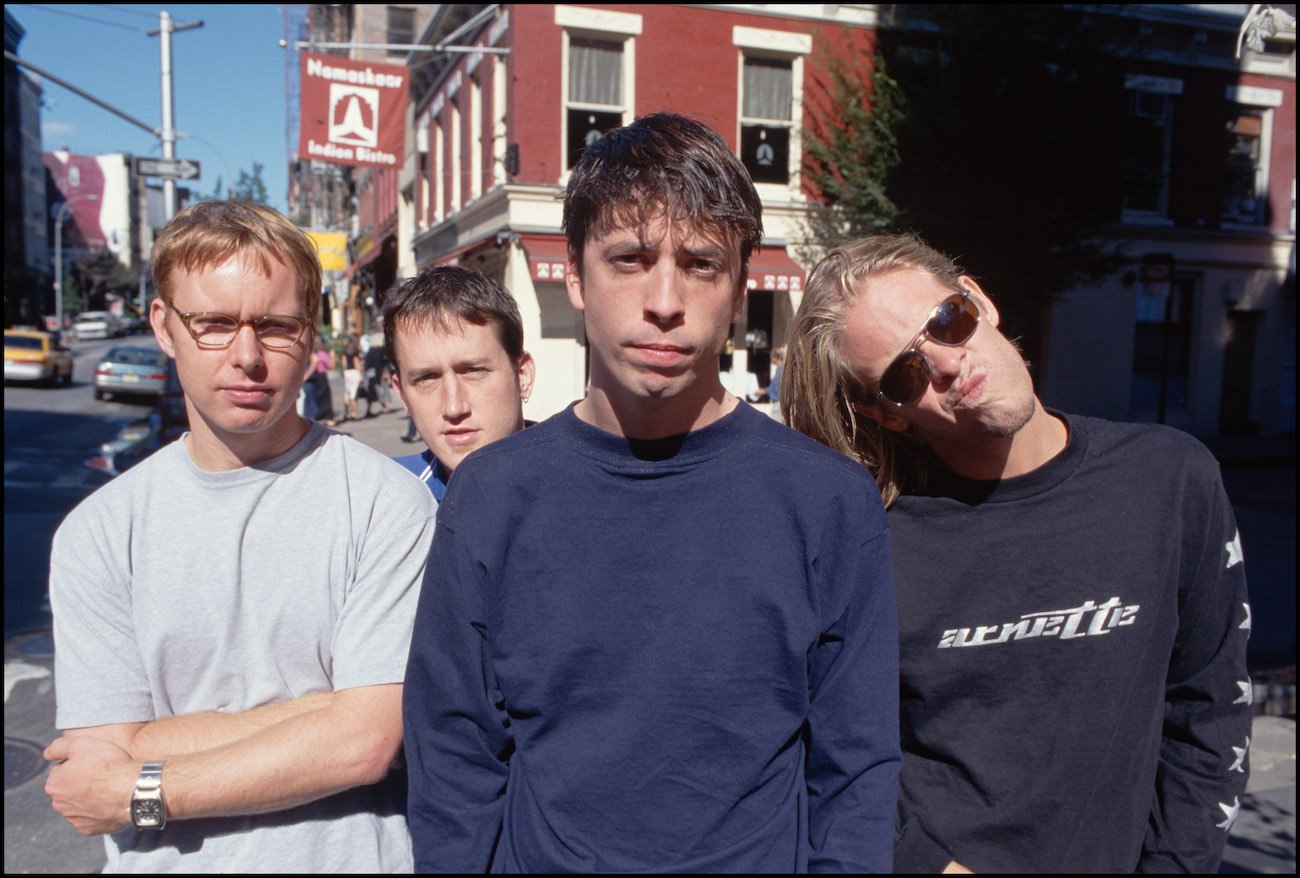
[403,114,900,872]
[782,233,1251,873]
[42,201,437,872]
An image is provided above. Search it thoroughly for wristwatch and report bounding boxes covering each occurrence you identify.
[130,761,167,830]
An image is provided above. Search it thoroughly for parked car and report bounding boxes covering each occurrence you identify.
[84,357,189,477]
[3,329,74,386]
[93,346,169,400]
[72,310,121,340]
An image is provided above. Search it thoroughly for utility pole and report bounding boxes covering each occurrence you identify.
[148,11,204,221]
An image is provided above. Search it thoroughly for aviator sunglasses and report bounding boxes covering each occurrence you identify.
[874,288,980,406]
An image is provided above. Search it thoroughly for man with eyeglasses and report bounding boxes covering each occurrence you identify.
[403,114,900,872]
[782,233,1251,873]
[42,200,437,872]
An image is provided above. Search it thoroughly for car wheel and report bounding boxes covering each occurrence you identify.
[94,388,106,400]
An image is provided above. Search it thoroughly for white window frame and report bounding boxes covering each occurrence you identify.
[556,5,641,181]
[492,53,508,187]
[1221,85,1281,230]
[734,26,811,202]
[469,61,484,203]
[1121,74,1181,227]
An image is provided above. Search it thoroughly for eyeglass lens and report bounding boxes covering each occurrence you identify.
[878,293,979,405]
[188,314,305,349]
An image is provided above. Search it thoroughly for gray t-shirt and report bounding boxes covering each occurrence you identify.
[50,422,437,873]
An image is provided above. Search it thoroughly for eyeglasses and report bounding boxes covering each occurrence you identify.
[874,289,980,407]
[169,307,310,351]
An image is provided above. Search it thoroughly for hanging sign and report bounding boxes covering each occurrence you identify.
[299,52,408,169]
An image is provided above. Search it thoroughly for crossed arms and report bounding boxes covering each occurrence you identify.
[45,683,403,835]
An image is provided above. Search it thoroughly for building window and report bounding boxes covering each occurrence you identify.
[566,37,625,169]
[1122,88,1174,220]
[740,56,794,185]
[1222,107,1268,225]
[387,7,415,56]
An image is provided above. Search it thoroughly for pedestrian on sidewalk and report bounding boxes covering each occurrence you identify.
[41,200,437,873]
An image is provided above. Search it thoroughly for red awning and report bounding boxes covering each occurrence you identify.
[519,233,569,283]
[747,246,805,293]
[343,241,383,279]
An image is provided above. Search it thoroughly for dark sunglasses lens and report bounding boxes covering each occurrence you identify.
[928,294,979,344]
[880,350,929,405]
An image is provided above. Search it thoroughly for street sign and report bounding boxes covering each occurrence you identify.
[133,157,201,180]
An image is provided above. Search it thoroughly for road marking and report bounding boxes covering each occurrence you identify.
[4,660,50,702]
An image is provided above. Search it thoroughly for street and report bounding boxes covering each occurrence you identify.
[4,336,162,637]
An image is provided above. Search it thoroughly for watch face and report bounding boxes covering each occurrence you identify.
[132,799,164,827]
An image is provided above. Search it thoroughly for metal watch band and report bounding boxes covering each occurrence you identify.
[137,760,165,792]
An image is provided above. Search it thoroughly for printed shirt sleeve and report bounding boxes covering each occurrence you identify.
[403,482,513,873]
[805,510,902,872]
[1138,469,1252,872]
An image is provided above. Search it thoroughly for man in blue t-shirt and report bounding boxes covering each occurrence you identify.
[403,113,900,873]
[382,266,536,501]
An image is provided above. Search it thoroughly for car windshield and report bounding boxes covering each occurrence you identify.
[105,348,165,366]
[5,335,45,350]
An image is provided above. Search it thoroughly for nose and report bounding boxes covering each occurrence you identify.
[228,324,265,371]
[441,375,470,420]
[644,264,686,326]
[920,337,964,386]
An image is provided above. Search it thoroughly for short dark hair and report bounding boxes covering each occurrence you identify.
[381,266,525,372]
[562,112,764,275]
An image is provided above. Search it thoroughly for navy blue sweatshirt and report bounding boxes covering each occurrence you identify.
[404,402,900,872]
[890,414,1252,872]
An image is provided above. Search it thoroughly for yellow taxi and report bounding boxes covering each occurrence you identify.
[4,328,74,386]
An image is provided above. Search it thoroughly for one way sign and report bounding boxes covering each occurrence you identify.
[134,157,201,180]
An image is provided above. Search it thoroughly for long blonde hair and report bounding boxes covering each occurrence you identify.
[782,233,963,507]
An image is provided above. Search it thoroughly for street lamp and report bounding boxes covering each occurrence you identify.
[53,193,99,328]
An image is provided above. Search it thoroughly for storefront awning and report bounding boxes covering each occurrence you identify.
[519,233,569,283]
[426,233,497,268]
[343,241,383,279]
[747,246,805,293]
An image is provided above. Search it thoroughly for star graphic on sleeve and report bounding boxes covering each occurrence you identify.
[1239,602,1252,632]
[1216,796,1241,831]
[1226,530,1244,568]
[1233,679,1253,705]
[1229,737,1250,773]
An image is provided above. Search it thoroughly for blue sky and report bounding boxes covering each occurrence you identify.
[10,4,291,211]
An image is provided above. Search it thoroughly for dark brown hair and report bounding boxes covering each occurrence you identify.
[381,266,525,372]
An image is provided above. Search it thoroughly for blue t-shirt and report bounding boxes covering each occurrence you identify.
[404,402,900,872]
[392,448,450,501]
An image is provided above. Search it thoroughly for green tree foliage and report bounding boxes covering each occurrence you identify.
[800,34,903,266]
[802,6,1130,363]
[230,162,270,205]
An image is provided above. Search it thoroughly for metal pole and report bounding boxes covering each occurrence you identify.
[148,13,203,220]
[53,194,99,326]
[159,11,176,221]
[54,203,65,326]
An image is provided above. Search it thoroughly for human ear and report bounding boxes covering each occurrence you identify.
[565,248,586,312]
[151,299,177,357]
[516,351,536,402]
[852,399,911,434]
[959,275,1000,329]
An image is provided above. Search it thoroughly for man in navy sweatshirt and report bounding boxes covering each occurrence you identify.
[403,113,901,873]
[782,233,1252,873]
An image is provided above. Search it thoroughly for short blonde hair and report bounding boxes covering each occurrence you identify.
[782,233,962,508]
[151,200,322,321]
